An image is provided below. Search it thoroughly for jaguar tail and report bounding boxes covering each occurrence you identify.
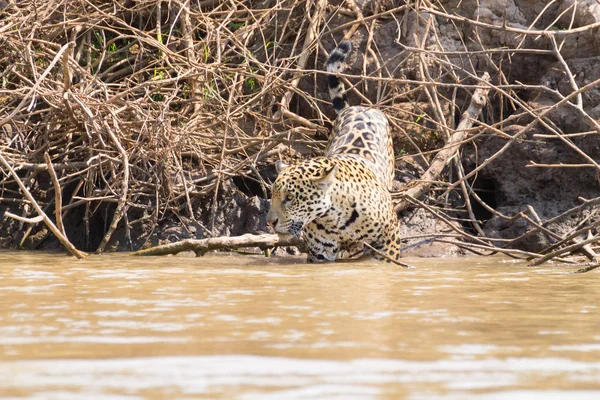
[326,41,352,113]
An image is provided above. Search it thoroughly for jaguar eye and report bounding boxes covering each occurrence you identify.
[284,194,294,202]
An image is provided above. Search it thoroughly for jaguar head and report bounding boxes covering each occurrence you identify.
[267,160,338,236]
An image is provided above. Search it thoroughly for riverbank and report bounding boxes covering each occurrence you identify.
[1,1,599,263]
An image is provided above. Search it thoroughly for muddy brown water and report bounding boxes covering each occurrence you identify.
[0,252,599,399]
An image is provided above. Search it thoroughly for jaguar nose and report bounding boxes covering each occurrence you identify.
[266,216,278,230]
[267,209,279,229]
[266,207,278,231]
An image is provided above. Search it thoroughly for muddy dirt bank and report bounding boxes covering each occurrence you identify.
[1,1,599,260]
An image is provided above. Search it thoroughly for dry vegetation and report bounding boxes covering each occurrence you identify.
[1,0,599,271]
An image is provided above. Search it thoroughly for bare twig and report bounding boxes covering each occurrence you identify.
[44,152,65,236]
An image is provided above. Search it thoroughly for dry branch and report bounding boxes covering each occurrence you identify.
[96,118,130,253]
[131,233,302,256]
[395,72,491,211]
[44,152,65,236]
[529,235,600,267]
[275,0,326,117]
[0,152,87,259]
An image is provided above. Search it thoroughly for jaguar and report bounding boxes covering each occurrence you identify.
[267,41,402,262]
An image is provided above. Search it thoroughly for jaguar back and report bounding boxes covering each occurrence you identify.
[324,41,395,190]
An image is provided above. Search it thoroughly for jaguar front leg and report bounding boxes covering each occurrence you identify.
[338,242,365,259]
[370,228,403,263]
[304,227,339,263]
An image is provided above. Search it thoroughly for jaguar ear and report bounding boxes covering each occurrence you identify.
[312,164,338,191]
[275,160,289,174]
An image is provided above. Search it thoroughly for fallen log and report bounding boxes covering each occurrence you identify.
[131,233,302,257]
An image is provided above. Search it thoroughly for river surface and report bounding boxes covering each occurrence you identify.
[0,252,599,399]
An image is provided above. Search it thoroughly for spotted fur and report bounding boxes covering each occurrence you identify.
[267,41,401,263]
[326,106,394,191]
